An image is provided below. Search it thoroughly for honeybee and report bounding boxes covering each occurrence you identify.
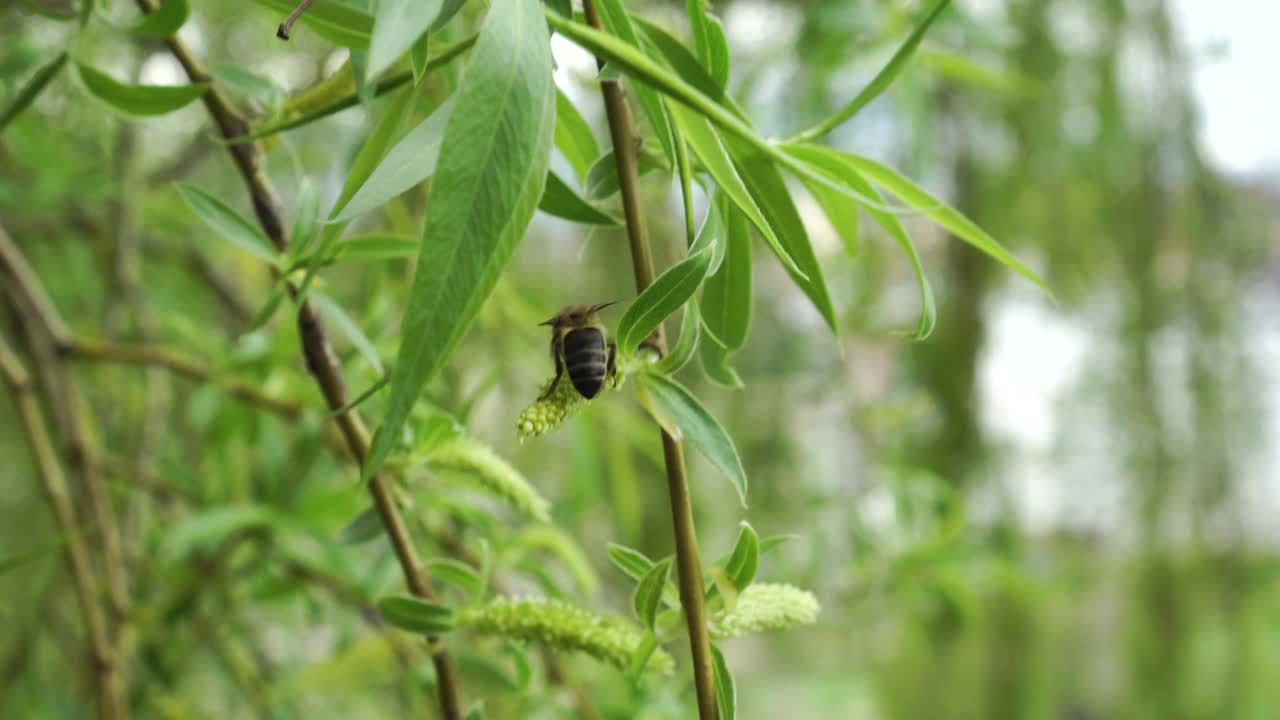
[539,302,618,400]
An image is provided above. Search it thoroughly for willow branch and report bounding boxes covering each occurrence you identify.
[65,338,303,419]
[0,222,132,639]
[0,337,126,720]
[581,2,718,717]
[130,1,463,715]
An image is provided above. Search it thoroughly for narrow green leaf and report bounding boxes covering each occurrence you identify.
[688,191,726,273]
[727,140,835,334]
[229,36,476,144]
[918,48,1036,95]
[329,374,390,418]
[632,15,735,116]
[366,0,444,84]
[723,522,759,591]
[162,505,281,563]
[378,595,456,634]
[617,248,712,356]
[633,557,672,629]
[329,87,421,220]
[592,0,676,165]
[247,280,289,331]
[699,331,742,388]
[584,147,662,200]
[365,0,557,481]
[626,629,660,678]
[310,291,384,374]
[77,62,206,116]
[338,507,384,544]
[607,543,681,608]
[544,12,895,214]
[637,372,747,505]
[251,0,373,48]
[543,0,571,18]
[607,542,656,580]
[290,179,320,257]
[789,0,952,143]
[653,303,700,375]
[538,171,621,226]
[175,184,277,263]
[433,0,467,30]
[700,197,752,351]
[554,88,598,182]
[781,144,936,339]
[665,102,803,280]
[798,173,859,257]
[332,95,455,221]
[331,233,418,261]
[820,149,1050,293]
[0,52,67,133]
[127,0,188,36]
[711,644,737,720]
[686,0,729,89]
[425,558,483,597]
[409,32,432,86]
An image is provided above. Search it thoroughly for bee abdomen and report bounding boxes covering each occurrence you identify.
[564,327,607,399]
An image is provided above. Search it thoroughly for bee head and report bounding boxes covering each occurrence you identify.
[539,301,617,328]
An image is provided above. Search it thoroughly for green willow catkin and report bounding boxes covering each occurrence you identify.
[516,370,625,442]
[426,439,551,522]
[515,375,587,441]
[714,583,820,639]
[455,597,674,673]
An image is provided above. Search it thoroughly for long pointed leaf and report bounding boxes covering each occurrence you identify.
[782,144,937,338]
[366,0,444,84]
[0,52,67,132]
[637,371,747,506]
[365,0,556,480]
[789,0,952,143]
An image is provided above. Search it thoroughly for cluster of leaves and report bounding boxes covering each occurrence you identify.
[1,0,1048,715]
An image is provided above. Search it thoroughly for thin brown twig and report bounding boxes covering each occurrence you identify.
[276,0,317,40]
[0,222,133,650]
[65,338,303,419]
[580,2,719,717]
[131,1,464,715]
[0,337,127,720]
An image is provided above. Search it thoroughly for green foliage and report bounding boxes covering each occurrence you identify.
[636,371,747,506]
[617,246,711,356]
[5,0,1258,717]
[378,595,456,634]
[124,0,189,37]
[0,52,66,132]
[366,0,556,480]
[76,62,206,116]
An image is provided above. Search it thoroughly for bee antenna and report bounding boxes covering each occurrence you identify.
[589,301,619,313]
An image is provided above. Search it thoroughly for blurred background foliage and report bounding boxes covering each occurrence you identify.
[2,0,1278,718]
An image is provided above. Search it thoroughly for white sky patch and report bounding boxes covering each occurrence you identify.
[1172,0,1280,175]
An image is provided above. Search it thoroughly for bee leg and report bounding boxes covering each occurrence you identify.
[606,339,618,388]
[540,336,565,400]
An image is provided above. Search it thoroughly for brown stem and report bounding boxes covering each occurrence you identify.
[580,2,718,718]
[130,2,463,715]
[276,0,317,40]
[0,223,133,656]
[65,338,303,419]
[0,338,127,720]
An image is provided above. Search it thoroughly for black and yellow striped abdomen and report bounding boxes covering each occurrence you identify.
[563,326,607,399]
